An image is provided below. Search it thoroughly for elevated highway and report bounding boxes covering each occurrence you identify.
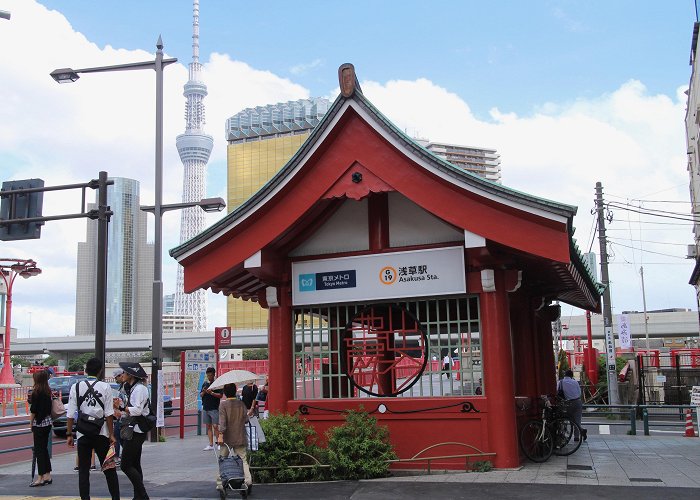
[11,328,268,362]
[8,310,700,363]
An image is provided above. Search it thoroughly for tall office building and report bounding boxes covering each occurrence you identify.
[415,139,501,182]
[226,98,331,329]
[75,177,153,336]
[163,293,175,314]
[174,0,213,331]
[686,22,700,298]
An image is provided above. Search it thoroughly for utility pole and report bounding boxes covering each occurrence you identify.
[595,182,620,404]
[640,266,650,350]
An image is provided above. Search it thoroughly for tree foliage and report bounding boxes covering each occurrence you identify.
[68,352,94,372]
[243,348,268,360]
[250,413,322,483]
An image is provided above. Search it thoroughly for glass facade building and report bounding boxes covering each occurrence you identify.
[226,98,331,329]
[75,178,153,336]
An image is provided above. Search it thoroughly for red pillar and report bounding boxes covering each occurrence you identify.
[509,292,537,398]
[481,269,519,468]
[267,283,293,414]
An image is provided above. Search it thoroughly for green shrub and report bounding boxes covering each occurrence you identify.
[326,409,396,480]
[249,414,324,483]
[471,460,493,472]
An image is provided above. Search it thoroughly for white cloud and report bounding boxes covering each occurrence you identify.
[289,58,323,76]
[0,1,306,337]
[362,77,693,315]
[1,1,693,340]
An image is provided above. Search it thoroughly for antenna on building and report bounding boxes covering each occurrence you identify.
[174,0,214,331]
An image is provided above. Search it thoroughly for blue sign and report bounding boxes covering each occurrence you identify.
[299,270,356,292]
[299,274,316,292]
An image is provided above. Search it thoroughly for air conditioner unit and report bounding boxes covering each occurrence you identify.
[688,244,698,259]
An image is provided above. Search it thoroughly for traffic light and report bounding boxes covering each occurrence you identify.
[0,179,45,241]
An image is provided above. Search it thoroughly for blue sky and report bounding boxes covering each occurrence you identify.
[1,0,698,339]
[38,0,694,118]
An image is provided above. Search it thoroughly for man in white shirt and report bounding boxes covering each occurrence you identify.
[442,354,452,379]
[66,357,119,500]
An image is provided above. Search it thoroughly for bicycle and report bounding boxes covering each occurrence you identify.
[519,395,583,462]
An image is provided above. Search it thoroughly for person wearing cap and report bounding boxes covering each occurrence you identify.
[111,368,128,464]
[65,357,119,500]
[119,361,150,500]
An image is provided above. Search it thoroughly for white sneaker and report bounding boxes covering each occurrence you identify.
[203,445,214,451]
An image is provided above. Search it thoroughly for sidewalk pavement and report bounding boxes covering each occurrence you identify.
[1,433,699,499]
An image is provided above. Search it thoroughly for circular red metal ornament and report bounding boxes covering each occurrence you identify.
[342,303,427,397]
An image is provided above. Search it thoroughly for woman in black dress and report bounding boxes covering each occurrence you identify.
[29,369,53,487]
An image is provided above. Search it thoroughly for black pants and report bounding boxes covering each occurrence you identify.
[32,425,52,475]
[77,434,119,500]
[121,431,149,499]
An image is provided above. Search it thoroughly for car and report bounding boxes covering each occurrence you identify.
[48,375,87,404]
[52,381,173,438]
[110,383,173,416]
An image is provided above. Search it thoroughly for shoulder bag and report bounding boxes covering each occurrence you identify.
[51,396,66,420]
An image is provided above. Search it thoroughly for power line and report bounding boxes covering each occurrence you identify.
[609,241,686,259]
[607,236,689,246]
[607,202,694,220]
[607,204,697,223]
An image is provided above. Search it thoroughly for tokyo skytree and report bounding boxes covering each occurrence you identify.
[174,0,213,331]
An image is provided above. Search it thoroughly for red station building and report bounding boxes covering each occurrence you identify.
[171,65,602,468]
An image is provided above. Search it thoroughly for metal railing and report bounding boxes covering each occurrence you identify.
[0,406,203,459]
[582,404,698,435]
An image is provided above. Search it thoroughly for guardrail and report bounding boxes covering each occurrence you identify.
[0,420,61,456]
[582,404,698,435]
[0,405,203,460]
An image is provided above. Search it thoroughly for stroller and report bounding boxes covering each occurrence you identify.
[215,444,251,499]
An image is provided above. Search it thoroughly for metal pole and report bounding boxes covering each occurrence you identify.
[179,351,185,440]
[640,266,650,350]
[596,181,620,404]
[1,273,12,379]
[151,37,165,442]
[95,171,109,368]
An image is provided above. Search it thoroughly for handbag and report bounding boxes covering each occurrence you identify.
[51,397,66,420]
[246,421,258,451]
[248,415,266,444]
[119,417,135,441]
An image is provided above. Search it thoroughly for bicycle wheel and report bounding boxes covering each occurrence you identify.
[519,419,554,462]
[551,417,582,456]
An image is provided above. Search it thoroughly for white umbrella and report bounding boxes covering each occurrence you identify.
[208,369,259,390]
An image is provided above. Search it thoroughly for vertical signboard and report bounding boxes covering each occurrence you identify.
[604,326,616,372]
[618,314,631,349]
[156,368,165,428]
[214,327,231,373]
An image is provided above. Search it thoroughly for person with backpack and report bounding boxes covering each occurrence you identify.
[118,361,151,500]
[65,357,119,500]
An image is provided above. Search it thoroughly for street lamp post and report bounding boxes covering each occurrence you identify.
[0,259,41,406]
[52,37,177,441]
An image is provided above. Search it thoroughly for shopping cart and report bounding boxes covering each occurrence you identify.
[215,444,250,499]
